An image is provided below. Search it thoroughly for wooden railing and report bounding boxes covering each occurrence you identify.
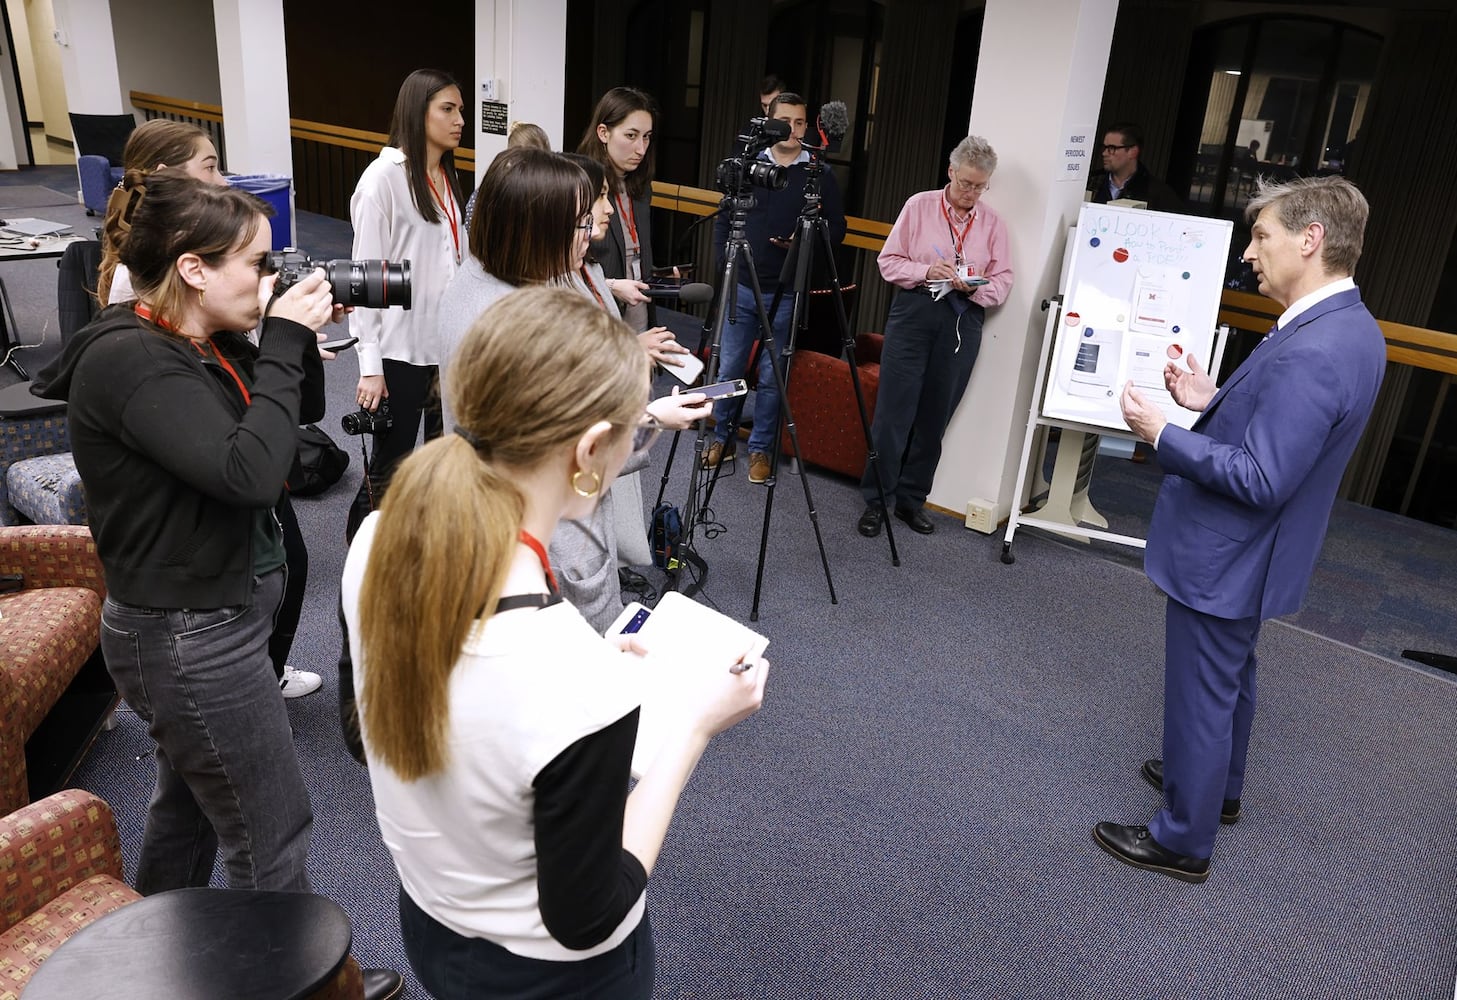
[131,91,477,219]
[1218,288,1457,375]
[650,181,892,251]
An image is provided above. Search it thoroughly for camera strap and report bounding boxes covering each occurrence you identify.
[136,304,252,405]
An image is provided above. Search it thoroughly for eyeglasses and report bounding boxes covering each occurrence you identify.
[1101,144,1133,153]
[952,178,990,194]
[630,412,665,452]
[575,215,595,236]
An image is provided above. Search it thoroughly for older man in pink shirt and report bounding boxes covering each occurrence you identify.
[857,135,1014,536]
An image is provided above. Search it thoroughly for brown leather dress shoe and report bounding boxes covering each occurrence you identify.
[1142,759,1241,824]
[1092,822,1210,883]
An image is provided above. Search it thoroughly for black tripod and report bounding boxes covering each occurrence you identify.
[673,180,836,614]
[738,152,900,619]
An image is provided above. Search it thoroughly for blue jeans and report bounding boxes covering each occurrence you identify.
[711,283,793,455]
[99,566,313,893]
[400,889,655,999]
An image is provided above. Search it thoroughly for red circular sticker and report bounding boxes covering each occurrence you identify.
[1112,247,1129,263]
[1065,312,1081,327]
[1166,343,1184,360]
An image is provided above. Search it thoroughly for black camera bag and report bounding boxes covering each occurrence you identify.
[287,424,350,496]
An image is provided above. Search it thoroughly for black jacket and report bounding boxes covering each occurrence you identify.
[713,153,847,292]
[33,304,324,608]
[1087,162,1185,214]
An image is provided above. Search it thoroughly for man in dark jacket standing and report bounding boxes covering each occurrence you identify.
[1088,122,1185,213]
[704,92,846,484]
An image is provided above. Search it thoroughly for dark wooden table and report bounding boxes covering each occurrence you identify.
[25,887,354,1000]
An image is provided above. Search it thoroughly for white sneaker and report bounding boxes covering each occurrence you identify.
[279,665,322,699]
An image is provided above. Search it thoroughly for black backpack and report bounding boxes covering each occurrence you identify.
[287,424,350,496]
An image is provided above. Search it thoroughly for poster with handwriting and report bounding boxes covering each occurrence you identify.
[1043,203,1233,433]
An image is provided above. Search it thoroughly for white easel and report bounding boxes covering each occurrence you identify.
[999,293,1228,564]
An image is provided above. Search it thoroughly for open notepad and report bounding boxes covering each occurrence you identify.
[607,591,768,776]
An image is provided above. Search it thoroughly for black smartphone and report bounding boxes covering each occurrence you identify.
[320,337,358,353]
[696,379,749,400]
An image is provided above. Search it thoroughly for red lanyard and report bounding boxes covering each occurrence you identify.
[581,268,608,310]
[426,169,460,262]
[941,196,975,265]
[518,530,559,593]
[135,303,250,404]
[616,192,638,247]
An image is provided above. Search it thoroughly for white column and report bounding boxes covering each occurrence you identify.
[212,0,291,176]
[474,0,568,184]
[51,0,125,113]
[929,0,1120,524]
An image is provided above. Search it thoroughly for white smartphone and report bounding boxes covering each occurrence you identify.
[695,379,749,401]
[663,350,705,385]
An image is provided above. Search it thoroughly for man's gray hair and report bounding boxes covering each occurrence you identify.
[1246,174,1369,276]
[949,135,997,174]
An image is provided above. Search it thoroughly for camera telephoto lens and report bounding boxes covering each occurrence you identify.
[325,259,412,310]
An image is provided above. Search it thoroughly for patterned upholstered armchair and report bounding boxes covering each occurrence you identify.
[0,526,107,817]
[0,789,141,999]
[0,385,84,527]
[780,332,884,479]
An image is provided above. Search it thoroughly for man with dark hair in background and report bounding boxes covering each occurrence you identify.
[703,92,846,485]
[1087,122,1184,213]
[1096,175,1386,883]
[759,74,788,116]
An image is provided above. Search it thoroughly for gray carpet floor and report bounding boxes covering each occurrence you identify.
[25,187,1457,998]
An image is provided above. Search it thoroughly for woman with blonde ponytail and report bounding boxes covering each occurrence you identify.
[342,286,768,1000]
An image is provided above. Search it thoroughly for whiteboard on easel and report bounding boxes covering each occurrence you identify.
[1042,203,1233,433]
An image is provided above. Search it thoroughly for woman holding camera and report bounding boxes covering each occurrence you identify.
[97,120,323,700]
[34,174,338,894]
[345,287,767,999]
[348,68,466,538]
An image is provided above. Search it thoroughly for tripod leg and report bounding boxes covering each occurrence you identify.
[812,217,900,565]
[741,238,838,620]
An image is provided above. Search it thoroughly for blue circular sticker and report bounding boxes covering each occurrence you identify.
[1090,237,1101,247]
[1172,325,1181,334]
[1182,271,1191,280]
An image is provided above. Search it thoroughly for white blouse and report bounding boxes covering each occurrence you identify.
[350,146,462,376]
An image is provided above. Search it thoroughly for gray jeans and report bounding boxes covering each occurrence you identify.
[100,567,313,893]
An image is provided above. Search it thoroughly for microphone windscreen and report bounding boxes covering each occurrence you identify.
[758,117,792,140]
[818,100,850,140]
[677,282,714,305]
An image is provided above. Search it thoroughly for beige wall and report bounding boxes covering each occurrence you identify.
[18,0,71,141]
[6,0,41,125]
[109,0,220,114]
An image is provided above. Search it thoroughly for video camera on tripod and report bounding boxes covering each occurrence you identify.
[714,117,792,195]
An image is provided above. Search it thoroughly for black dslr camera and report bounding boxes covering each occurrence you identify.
[267,248,412,310]
[715,117,790,195]
[341,400,394,437]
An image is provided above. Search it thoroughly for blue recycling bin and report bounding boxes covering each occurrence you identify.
[228,174,293,251]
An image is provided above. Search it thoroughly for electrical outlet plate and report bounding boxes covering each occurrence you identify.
[965,498,997,534]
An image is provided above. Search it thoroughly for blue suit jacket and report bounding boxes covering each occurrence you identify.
[1145,287,1386,620]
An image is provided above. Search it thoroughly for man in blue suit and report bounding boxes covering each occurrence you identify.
[1094,176,1387,883]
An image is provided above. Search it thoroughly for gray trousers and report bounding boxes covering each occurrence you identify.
[99,566,313,894]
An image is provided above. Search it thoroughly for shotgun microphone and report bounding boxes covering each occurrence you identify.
[643,282,714,306]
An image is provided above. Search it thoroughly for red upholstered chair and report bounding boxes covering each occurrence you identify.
[780,332,884,478]
[0,526,109,817]
[0,789,141,998]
